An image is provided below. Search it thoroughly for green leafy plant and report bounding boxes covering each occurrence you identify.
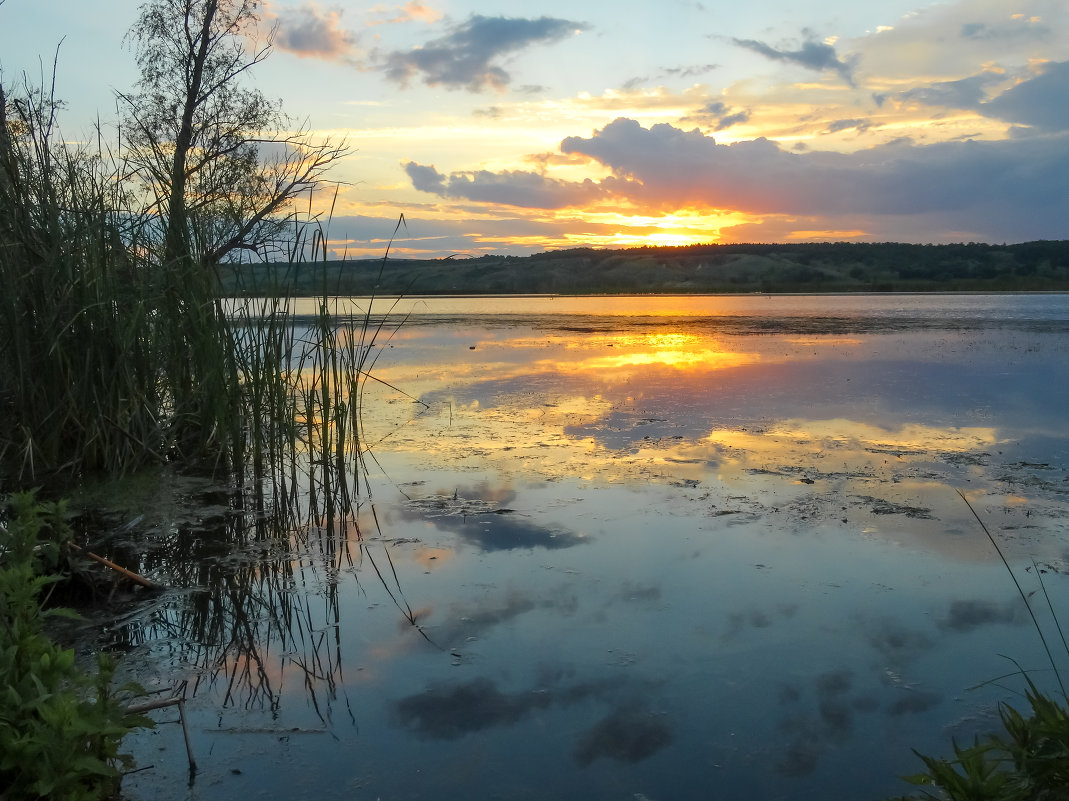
[889,494,1069,801]
[895,675,1069,801]
[0,491,151,801]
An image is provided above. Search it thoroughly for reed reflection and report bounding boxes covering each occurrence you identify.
[99,479,359,723]
[97,305,435,727]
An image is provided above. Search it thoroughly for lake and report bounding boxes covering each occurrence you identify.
[112,293,1069,801]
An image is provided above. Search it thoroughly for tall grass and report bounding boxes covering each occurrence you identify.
[0,74,377,503]
[1,78,163,482]
[2,70,430,745]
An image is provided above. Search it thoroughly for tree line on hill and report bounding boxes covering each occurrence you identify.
[220,240,1069,296]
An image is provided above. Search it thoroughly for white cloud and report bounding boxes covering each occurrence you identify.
[273,4,359,62]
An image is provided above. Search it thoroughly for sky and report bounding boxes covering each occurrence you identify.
[1,0,1067,258]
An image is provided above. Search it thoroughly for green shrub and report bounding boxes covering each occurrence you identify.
[0,492,150,800]
[893,680,1069,800]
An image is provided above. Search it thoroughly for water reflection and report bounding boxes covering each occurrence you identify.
[115,295,1069,801]
[88,475,359,725]
[399,483,588,551]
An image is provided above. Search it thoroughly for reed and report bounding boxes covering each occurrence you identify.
[888,492,1069,800]
[3,68,431,748]
[0,73,363,498]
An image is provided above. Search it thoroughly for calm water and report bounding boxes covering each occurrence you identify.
[116,294,1069,801]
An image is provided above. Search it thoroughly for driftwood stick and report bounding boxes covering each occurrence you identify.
[125,698,183,714]
[126,697,197,772]
[67,542,159,590]
[177,699,197,773]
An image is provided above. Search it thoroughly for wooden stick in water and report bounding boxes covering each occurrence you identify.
[67,542,159,590]
[125,696,197,772]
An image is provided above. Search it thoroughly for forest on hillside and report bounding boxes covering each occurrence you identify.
[220,240,1069,296]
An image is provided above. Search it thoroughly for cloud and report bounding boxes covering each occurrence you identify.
[898,73,1001,109]
[558,118,1069,238]
[367,1,443,26]
[824,118,871,134]
[404,161,604,209]
[714,110,751,131]
[623,62,719,89]
[960,16,1053,42]
[382,14,587,91]
[683,100,752,131]
[980,60,1069,132]
[274,4,357,61]
[894,63,1069,133]
[403,116,1069,243]
[733,34,856,85]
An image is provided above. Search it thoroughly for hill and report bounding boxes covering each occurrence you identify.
[218,240,1069,296]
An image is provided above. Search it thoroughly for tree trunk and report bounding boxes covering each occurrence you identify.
[162,0,217,270]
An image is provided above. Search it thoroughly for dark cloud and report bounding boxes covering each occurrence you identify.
[733,35,856,86]
[686,100,752,131]
[404,161,447,193]
[825,118,871,134]
[960,17,1052,42]
[404,161,604,209]
[274,5,357,61]
[900,74,999,109]
[572,704,674,766]
[894,64,1069,133]
[665,63,719,79]
[981,61,1069,132]
[554,117,1069,240]
[396,107,1069,245]
[715,110,750,131]
[382,15,586,91]
[624,63,719,89]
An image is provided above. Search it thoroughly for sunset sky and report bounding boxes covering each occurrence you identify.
[2,0,1067,257]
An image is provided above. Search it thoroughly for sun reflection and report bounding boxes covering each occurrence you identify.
[581,348,758,370]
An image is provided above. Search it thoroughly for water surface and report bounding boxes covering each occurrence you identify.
[117,294,1069,801]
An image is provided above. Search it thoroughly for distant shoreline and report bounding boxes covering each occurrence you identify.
[218,241,1069,297]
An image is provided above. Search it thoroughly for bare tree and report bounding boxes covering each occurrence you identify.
[121,0,347,268]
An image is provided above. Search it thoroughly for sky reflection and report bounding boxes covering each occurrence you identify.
[120,295,1069,801]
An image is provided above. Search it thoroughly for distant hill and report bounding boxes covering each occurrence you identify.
[218,240,1069,296]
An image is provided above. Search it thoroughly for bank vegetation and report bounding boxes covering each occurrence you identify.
[223,240,1069,297]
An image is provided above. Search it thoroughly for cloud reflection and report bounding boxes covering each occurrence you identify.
[572,703,674,766]
[938,599,1024,632]
[401,484,588,551]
